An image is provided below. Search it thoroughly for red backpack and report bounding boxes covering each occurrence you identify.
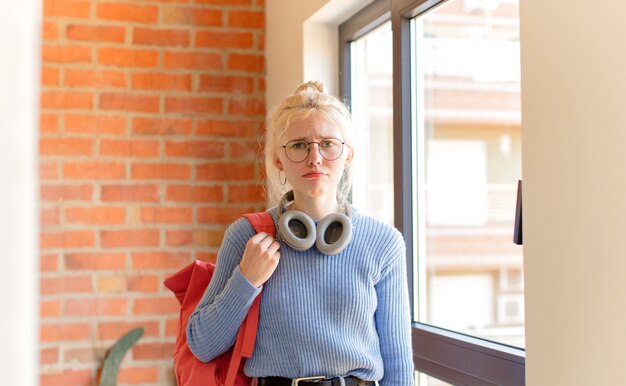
[164,212,275,386]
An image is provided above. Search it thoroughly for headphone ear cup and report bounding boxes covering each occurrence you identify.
[315,213,352,256]
[278,210,316,251]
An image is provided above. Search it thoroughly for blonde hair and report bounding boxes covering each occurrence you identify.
[263,81,354,208]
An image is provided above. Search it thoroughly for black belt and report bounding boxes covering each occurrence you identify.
[256,376,375,386]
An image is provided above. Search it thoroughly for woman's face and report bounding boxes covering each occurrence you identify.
[275,114,352,202]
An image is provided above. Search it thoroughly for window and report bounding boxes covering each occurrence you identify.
[341,0,525,384]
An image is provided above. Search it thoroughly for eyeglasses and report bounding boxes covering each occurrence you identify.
[281,138,345,163]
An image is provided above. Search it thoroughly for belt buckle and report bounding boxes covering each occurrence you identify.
[291,376,327,385]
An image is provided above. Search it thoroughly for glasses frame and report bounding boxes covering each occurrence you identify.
[281,138,346,163]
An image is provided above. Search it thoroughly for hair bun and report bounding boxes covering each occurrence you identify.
[294,80,325,94]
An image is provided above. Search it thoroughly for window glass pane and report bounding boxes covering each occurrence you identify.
[350,21,394,226]
[415,372,454,386]
[411,0,524,347]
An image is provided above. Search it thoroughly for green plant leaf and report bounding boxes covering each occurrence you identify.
[99,327,144,386]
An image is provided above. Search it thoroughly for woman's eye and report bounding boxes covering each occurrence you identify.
[320,140,334,148]
[290,142,307,150]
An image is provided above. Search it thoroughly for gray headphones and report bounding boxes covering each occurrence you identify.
[278,190,352,256]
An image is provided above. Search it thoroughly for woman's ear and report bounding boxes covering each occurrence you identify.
[344,146,354,169]
[275,158,283,170]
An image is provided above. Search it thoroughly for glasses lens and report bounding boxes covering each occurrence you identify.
[319,138,343,161]
[285,140,309,162]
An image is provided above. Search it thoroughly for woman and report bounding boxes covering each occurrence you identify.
[187,82,414,385]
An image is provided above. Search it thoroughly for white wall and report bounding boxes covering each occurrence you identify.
[0,0,41,385]
[521,1,626,384]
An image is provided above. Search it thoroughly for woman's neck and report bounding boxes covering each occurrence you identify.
[290,193,340,221]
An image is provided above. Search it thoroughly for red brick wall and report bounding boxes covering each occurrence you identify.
[40,0,265,385]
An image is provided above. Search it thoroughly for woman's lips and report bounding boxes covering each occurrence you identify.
[303,172,326,178]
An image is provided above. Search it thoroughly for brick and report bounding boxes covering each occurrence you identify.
[258,30,265,50]
[98,47,159,68]
[118,366,159,384]
[196,0,251,5]
[166,185,223,202]
[82,275,120,296]
[128,275,160,292]
[131,163,192,180]
[165,140,224,159]
[165,230,192,246]
[40,370,94,386]
[100,92,160,113]
[196,162,254,180]
[165,96,222,115]
[227,183,264,203]
[195,119,256,137]
[228,53,264,72]
[65,206,126,225]
[63,348,99,364]
[133,342,174,360]
[42,44,91,64]
[41,347,59,365]
[64,69,127,88]
[43,22,59,40]
[44,0,90,19]
[40,137,94,156]
[96,3,158,23]
[100,139,160,157]
[196,31,253,49]
[65,298,128,317]
[131,251,191,269]
[41,299,61,317]
[41,91,93,110]
[97,275,126,292]
[40,230,95,249]
[101,229,160,248]
[41,323,91,342]
[197,206,255,225]
[132,117,192,136]
[41,184,93,201]
[97,321,160,340]
[134,297,179,315]
[41,207,60,226]
[40,113,60,133]
[131,72,191,91]
[140,207,192,224]
[66,24,125,43]
[39,162,58,178]
[229,97,265,116]
[194,229,224,247]
[63,161,126,180]
[41,67,60,86]
[162,7,222,27]
[165,318,179,337]
[229,140,260,159]
[41,276,93,295]
[228,11,264,29]
[133,27,190,47]
[196,252,217,264]
[101,185,160,202]
[258,77,265,92]
[199,75,254,94]
[65,114,127,135]
[41,253,59,272]
[163,51,222,70]
[65,252,126,270]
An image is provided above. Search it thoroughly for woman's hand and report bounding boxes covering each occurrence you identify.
[239,232,281,288]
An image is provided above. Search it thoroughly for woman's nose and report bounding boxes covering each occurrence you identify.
[306,144,322,165]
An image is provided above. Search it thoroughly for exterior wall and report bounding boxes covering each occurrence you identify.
[39,0,265,385]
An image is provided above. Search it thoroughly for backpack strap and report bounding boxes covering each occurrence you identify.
[225,211,275,386]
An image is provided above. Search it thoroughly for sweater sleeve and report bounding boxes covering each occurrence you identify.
[186,220,262,362]
[374,230,414,386]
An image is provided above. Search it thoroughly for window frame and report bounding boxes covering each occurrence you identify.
[339,0,526,384]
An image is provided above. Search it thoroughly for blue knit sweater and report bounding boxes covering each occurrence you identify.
[187,207,414,385]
